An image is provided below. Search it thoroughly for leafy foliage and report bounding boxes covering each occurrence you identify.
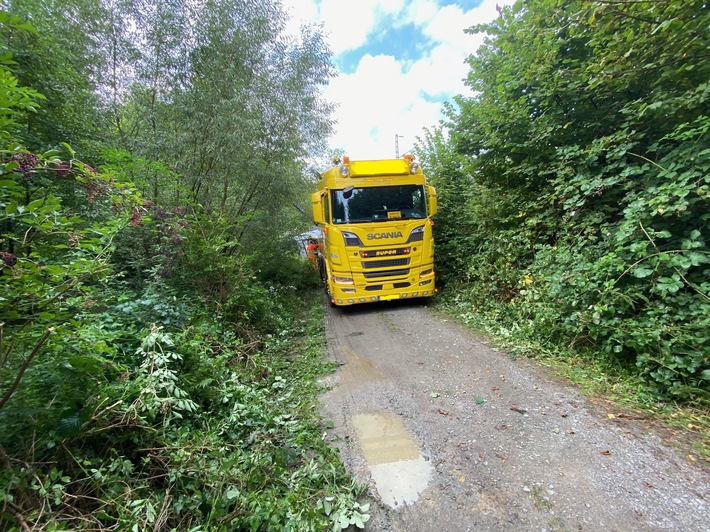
[109,0,334,256]
[0,0,111,157]
[418,0,709,401]
[2,297,367,530]
[0,5,365,531]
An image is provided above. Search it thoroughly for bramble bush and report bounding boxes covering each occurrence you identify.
[421,0,709,402]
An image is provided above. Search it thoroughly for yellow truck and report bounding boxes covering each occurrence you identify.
[311,155,437,306]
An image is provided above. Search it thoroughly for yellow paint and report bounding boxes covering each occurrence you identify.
[353,412,421,465]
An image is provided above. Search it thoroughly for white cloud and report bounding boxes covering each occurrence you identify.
[424,5,479,51]
[405,0,440,24]
[283,0,319,39]
[286,0,408,55]
[320,0,407,54]
[325,53,442,158]
[408,42,468,98]
[282,0,517,160]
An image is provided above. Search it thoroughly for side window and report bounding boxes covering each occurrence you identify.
[324,193,331,224]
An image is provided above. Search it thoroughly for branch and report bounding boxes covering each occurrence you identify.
[0,322,5,367]
[638,222,710,301]
[610,7,657,25]
[0,327,54,411]
[0,443,10,471]
[5,502,31,532]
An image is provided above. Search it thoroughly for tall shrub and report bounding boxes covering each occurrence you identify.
[422,0,709,399]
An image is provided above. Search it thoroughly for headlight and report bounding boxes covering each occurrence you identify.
[333,275,354,285]
[342,231,363,246]
[407,225,425,243]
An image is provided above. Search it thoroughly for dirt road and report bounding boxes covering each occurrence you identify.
[318,299,710,531]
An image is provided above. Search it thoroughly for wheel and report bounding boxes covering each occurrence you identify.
[318,256,326,282]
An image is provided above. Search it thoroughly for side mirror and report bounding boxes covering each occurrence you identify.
[311,191,325,224]
[426,185,437,217]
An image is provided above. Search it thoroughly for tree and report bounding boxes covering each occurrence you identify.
[0,0,112,157]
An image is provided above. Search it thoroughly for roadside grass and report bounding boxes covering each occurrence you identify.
[433,299,710,467]
[243,289,371,529]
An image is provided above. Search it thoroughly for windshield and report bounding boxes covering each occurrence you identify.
[331,184,426,224]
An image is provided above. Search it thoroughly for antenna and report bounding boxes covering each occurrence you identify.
[395,134,405,158]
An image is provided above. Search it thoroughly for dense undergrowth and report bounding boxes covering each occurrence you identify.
[0,118,367,529]
[419,0,709,407]
[0,140,368,532]
[0,143,369,529]
[2,261,370,531]
[0,4,369,529]
[2,291,369,530]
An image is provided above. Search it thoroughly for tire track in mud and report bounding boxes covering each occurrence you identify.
[318,299,710,531]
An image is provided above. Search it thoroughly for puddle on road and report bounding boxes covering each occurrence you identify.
[353,411,432,508]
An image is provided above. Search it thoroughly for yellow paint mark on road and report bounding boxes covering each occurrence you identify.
[352,411,432,508]
[353,412,420,465]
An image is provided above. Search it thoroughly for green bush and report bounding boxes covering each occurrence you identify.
[421,0,709,401]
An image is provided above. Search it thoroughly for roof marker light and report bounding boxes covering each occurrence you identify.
[404,154,418,172]
[339,156,351,176]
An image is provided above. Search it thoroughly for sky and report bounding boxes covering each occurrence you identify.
[282,0,516,160]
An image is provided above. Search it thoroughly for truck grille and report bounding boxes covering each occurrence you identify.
[363,269,409,279]
[362,258,410,269]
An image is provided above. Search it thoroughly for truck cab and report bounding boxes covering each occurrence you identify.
[311,156,437,306]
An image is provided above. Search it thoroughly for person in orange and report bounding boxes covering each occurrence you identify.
[305,239,318,269]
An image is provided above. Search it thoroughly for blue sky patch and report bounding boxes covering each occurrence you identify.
[439,0,484,8]
[334,21,433,74]
[284,0,512,158]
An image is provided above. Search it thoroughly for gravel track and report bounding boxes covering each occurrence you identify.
[318,299,710,531]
